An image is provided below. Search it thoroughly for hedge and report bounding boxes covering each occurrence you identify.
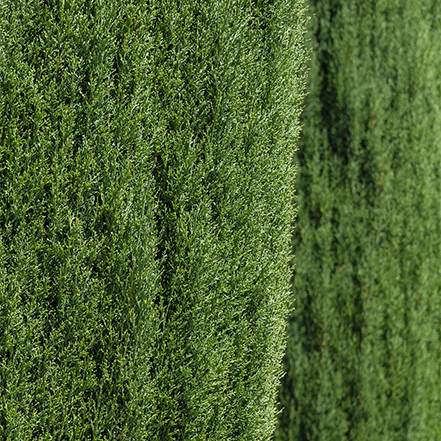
[0,1,308,439]
[276,1,441,440]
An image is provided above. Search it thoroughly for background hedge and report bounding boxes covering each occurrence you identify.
[276,1,441,440]
[0,1,308,440]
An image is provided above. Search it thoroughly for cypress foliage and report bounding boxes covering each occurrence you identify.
[0,2,160,438]
[147,1,308,439]
[276,1,441,441]
[0,1,308,439]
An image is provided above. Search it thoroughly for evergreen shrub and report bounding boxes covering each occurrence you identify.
[0,1,308,439]
[276,1,441,441]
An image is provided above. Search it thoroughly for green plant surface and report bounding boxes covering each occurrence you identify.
[0,1,309,440]
[276,1,441,440]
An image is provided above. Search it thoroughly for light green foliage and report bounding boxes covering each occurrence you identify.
[0,1,308,440]
[276,1,441,440]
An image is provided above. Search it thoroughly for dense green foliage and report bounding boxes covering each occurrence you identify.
[0,1,308,439]
[276,1,441,440]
